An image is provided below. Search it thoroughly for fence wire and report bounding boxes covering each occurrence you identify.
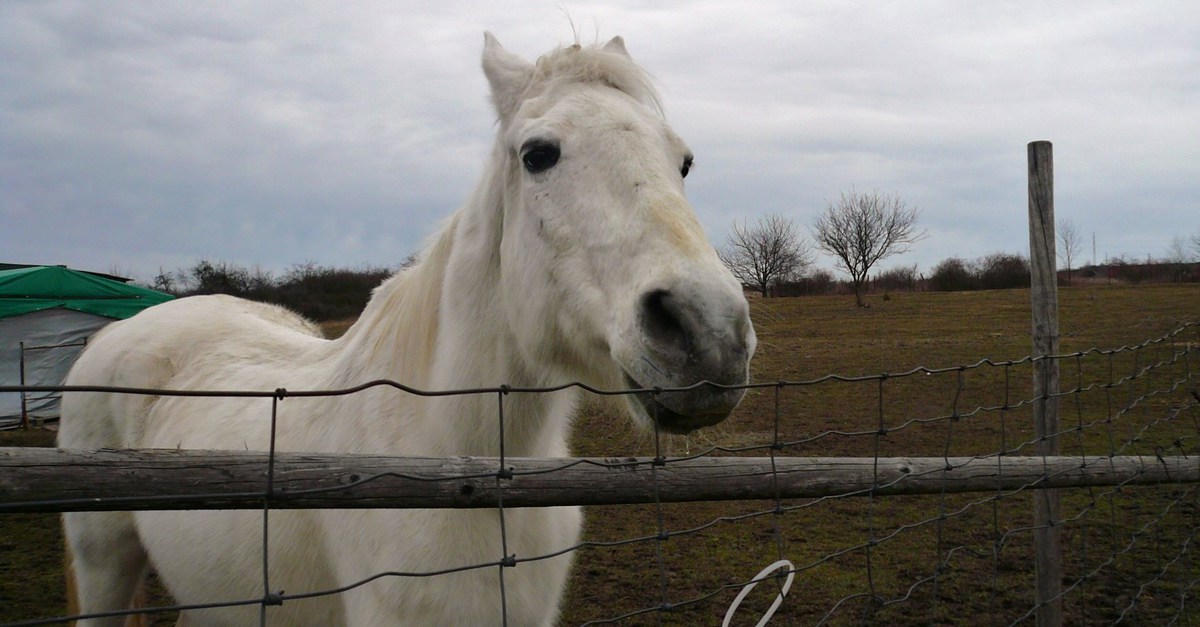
[1,321,1198,626]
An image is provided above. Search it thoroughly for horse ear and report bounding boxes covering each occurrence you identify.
[482,32,533,120]
[603,36,630,57]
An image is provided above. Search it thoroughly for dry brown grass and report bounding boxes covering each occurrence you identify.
[559,284,1200,625]
[3,284,1198,625]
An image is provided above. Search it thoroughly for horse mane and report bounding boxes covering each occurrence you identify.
[329,214,458,388]
[528,40,664,116]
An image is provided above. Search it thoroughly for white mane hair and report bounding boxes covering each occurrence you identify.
[58,31,755,626]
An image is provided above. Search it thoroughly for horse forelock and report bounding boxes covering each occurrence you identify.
[529,42,663,116]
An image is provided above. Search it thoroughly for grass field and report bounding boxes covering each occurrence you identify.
[2,283,1198,625]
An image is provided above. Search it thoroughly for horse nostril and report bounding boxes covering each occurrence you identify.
[640,289,690,357]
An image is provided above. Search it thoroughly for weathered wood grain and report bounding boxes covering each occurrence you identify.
[2,448,1194,513]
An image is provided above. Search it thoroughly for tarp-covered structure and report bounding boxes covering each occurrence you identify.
[0,265,174,427]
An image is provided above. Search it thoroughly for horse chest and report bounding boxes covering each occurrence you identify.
[326,507,583,623]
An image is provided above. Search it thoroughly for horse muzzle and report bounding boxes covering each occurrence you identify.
[620,284,754,434]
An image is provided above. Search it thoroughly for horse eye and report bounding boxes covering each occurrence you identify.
[521,141,560,174]
[680,156,694,179]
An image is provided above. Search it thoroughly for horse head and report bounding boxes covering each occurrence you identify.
[481,34,756,434]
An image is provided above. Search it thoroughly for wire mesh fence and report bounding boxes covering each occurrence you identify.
[1,321,1198,625]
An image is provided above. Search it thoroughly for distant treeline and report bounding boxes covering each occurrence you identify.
[150,260,403,321]
[770,254,1200,298]
[1081,258,1200,285]
[152,254,1198,316]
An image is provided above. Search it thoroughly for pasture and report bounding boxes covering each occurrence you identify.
[2,283,1198,625]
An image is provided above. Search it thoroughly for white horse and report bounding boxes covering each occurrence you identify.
[59,32,755,626]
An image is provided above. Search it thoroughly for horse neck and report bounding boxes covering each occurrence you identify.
[328,159,577,457]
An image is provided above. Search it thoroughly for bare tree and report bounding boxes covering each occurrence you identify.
[1172,230,1200,263]
[811,189,926,307]
[1057,218,1081,284]
[152,267,178,295]
[1165,236,1192,264]
[720,214,813,297]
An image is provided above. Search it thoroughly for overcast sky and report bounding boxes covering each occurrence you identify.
[2,1,1197,283]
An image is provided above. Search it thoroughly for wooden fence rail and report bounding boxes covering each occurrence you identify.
[2,448,1196,513]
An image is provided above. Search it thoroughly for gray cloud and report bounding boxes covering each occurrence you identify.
[2,1,1197,282]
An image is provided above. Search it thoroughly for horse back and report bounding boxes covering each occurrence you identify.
[59,294,328,451]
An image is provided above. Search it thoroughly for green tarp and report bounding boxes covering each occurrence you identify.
[0,265,174,320]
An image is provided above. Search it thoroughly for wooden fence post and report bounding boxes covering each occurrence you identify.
[1028,140,1062,627]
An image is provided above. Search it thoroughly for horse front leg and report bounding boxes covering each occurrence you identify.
[63,511,149,627]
